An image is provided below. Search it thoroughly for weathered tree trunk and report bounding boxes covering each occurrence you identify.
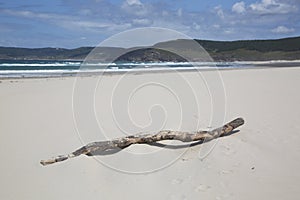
[40,118,244,166]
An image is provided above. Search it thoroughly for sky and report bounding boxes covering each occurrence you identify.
[0,0,299,48]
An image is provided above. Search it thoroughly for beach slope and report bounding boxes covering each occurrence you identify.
[0,67,299,199]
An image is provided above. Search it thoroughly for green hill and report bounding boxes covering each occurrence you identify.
[1,36,300,61]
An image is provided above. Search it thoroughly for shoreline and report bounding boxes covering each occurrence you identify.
[1,61,300,80]
[1,66,299,81]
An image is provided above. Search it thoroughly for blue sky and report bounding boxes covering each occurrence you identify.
[0,0,299,48]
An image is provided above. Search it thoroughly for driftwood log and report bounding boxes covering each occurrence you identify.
[40,118,244,166]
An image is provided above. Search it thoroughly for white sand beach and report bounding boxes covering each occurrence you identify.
[0,67,300,199]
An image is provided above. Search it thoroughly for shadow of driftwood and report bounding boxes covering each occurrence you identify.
[148,130,240,150]
[86,130,240,156]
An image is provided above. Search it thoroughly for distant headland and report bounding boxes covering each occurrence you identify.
[1,36,300,62]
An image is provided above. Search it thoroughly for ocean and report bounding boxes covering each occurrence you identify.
[0,59,299,78]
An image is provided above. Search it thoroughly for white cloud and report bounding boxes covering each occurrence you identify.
[212,24,220,29]
[132,18,152,26]
[271,25,295,33]
[249,0,297,14]
[3,9,131,32]
[224,28,235,35]
[3,9,67,20]
[126,0,142,6]
[232,1,246,14]
[2,0,300,48]
[121,0,148,16]
[177,8,182,17]
[214,5,224,19]
[193,22,201,30]
[73,21,111,29]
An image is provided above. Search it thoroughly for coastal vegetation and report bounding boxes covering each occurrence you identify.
[1,36,299,61]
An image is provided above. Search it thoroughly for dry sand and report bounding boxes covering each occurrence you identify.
[0,67,300,199]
